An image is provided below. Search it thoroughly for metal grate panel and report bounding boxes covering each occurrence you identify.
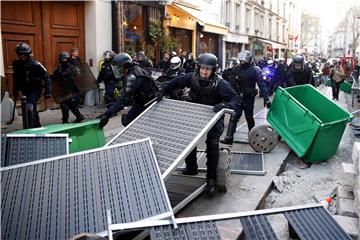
[165,174,206,210]
[107,99,224,179]
[284,207,352,240]
[1,134,68,167]
[1,134,7,165]
[230,152,265,175]
[240,214,278,240]
[234,109,268,143]
[150,221,221,240]
[179,151,265,175]
[1,139,172,240]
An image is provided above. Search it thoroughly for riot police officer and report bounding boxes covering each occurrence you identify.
[97,50,120,107]
[136,51,153,68]
[12,43,51,128]
[155,53,242,196]
[222,57,240,81]
[52,52,84,123]
[221,50,271,145]
[98,53,158,127]
[164,56,186,100]
[286,54,314,86]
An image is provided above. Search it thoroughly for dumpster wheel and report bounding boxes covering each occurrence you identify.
[248,124,279,153]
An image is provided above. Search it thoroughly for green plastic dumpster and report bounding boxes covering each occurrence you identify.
[340,81,352,94]
[13,120,105,153]
[267,85,353,163]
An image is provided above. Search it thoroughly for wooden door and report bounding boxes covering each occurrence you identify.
[1,1,85,110]
[1,1,43,100]
[42,1,85,74]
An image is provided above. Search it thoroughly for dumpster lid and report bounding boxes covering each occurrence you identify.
[12,119,100,134]
[267,88,321,157]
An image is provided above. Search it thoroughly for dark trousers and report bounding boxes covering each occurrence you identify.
[23,91,41,128]
[185,117,224,180]
[121,103,147,127]
[60,98,82,123]
[332,80,341,100]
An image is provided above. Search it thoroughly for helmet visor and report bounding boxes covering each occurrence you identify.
[111,65,123,79]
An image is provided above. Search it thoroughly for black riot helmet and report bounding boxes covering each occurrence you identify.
[104,50,115,62]
[15,43,32,56]
[197,53,218,69]
[137,51,146,60]
[238,50,252,63]
[292,54,305,71]
[112,53,133,69]
[58,51,70,62]
[111,53,133,78]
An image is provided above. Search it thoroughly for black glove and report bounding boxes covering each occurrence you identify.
[99,116,109,128]
[213,103,226,112]
[264,100,271,109]
[155,91,164,102]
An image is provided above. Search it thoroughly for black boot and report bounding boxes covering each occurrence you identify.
[220,113,240,145]
[206,178,216,196]
[182,148,198,175]
[73,114,85,123]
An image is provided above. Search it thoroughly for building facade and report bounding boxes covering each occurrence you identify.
[220,0,301,66]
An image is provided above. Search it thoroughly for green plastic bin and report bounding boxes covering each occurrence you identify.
[267,85,353,163]
[340,81,352,94]
[13,120,105,153]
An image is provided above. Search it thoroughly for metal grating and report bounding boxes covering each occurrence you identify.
[1,134,68,167]
[107,99,225,179]
[233,109,268,143]
[150,221,221,240]
[1,134,7,166]
[230,152,265,175]
[240,214,278,240]
[1,139,173,240]
[284,207,352,240]
[179,151,265,175]
[165,174,206,211]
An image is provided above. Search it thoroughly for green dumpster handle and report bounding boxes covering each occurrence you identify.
[278,86,322,124]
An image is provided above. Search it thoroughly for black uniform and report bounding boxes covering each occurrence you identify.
[69,56,81,67]
[183,58,196,73]
[159,72,241,182]
[220,62,270,144]
[164,67,186,100]
[286,64,314,86]
[137,58,153,68]
[12,58,51,127]
[159,59,170,72]
[102,65,158,126]
[97,60,120,107]
[52,62,84,123]
[222,68,233,81]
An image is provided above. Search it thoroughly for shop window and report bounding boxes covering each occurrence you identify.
[200,32,218,55]
[169,27,192,54]
[123,4,145,57]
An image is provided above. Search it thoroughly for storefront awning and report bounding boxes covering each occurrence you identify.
[257,38,285,49]
[173,3,228,35]
[224,33,249,44]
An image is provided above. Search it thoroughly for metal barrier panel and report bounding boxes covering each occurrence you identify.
[150,221,221,240]
[1,134,69,167]
[107,99,225,180]
[284,207,352,240]
[240,215,278,240]
[1,139,173,240]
